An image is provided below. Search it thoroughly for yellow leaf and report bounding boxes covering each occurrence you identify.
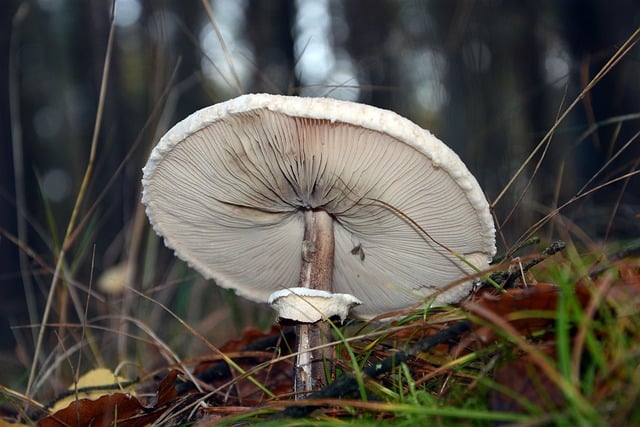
[0,420,30,427]
[51,368,135,412]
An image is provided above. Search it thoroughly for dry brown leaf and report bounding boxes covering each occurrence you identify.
[489,345,564,413]
[467,282,573,344]
[51,368,135,412]
[38,370,179,427]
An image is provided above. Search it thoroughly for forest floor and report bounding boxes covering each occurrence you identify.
[3,240,640,426]
[2,8,639,427]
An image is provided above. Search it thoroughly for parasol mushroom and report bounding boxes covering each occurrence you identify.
[141,94,496,397]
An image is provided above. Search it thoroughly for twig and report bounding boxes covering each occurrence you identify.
[491,236,540,265]
[175,328,297,394]
[500,240,566,288]
[587,243,640,279]
[277,321,471,418]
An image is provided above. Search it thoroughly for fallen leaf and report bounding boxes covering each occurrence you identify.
[489,346,564,414]
[0,420,30,427]
[190,326,294,406]
[51,368,135,412]
[38,370,179,427]
[466,282,590,344]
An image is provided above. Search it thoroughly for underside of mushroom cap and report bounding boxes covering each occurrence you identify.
[142,94,496,318]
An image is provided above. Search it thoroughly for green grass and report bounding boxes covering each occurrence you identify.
[2,5,639,426]
[206,244,640,426]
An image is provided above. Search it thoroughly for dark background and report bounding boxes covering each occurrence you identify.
[1,0,639,388]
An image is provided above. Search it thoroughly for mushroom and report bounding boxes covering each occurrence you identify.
[141,94,496,397]
[268,288,362,324]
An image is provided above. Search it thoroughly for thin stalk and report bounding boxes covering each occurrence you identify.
[200,0,244,94]
[492,26,640,209]
[25,12,116,399]
[9,4,37,344]
[295,209,335,398]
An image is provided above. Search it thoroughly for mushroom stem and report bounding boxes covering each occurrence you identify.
[295,209,335,398]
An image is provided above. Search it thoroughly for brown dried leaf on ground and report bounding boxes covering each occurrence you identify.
[475,255,640,415]
[466,284,571,414]
[37,370,179,427]
[467,282,580,344]
[191,326,294,406]
[50,368,136,412]
[587,257,640,314]
[489,345,564,414]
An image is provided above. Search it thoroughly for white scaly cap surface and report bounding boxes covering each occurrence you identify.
[142,94,496,318]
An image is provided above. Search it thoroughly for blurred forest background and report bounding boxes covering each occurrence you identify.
[0,0,639,389]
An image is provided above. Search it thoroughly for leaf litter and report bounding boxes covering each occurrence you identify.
[3,242,632,425]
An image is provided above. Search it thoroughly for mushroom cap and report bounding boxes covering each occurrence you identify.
[268,288,362,323]
[142,94,496,318]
